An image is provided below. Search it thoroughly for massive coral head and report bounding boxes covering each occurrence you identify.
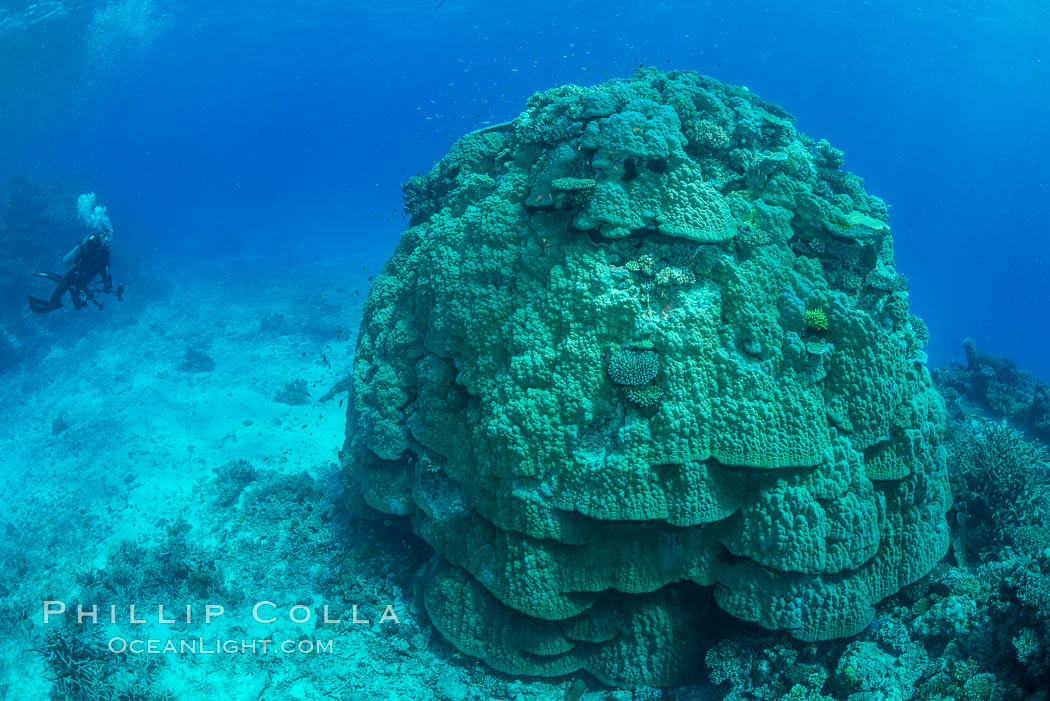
[345,68,949,687]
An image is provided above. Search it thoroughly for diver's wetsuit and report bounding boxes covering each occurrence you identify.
[29,233,112,312]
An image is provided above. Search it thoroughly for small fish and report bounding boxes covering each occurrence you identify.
[339,399,344,407]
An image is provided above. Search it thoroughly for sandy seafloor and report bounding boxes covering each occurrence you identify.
[0,255,675,700]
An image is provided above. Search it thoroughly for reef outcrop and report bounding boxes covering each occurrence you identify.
[935,338,1050,442]
[343,68,950,687]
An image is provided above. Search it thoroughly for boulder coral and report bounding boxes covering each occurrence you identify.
[343,68,949,687]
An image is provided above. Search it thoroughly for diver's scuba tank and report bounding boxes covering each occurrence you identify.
[62,226,110,269]
[62,237,87,269]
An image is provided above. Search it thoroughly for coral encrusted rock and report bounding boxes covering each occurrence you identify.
[343,68,950,687]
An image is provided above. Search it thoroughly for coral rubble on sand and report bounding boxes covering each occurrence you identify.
[345,68,950,686]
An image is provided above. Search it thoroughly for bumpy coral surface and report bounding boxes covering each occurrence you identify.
[344,68,950,687]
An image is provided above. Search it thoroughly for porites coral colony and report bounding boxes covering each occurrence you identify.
[344,68,949,687]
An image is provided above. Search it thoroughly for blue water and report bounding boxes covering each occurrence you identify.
[2,0,1049,377]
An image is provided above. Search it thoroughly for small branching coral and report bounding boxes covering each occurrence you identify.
[38,626,173,701]
[212,458,258,506]
[75,517,225,604]
[274,378,311,405]
[804,308,829,332]
[607,349,660,385]
[38,627,109,699]
[948,420,1050,556]
[625,385,664,407]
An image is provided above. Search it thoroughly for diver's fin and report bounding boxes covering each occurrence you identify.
[28,296,56,313]
[34,271,65,283]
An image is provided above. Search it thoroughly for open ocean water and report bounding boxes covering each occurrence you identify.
[1,2,1048,700]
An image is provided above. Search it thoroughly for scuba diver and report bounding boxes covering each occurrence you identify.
[28,223,125,313]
